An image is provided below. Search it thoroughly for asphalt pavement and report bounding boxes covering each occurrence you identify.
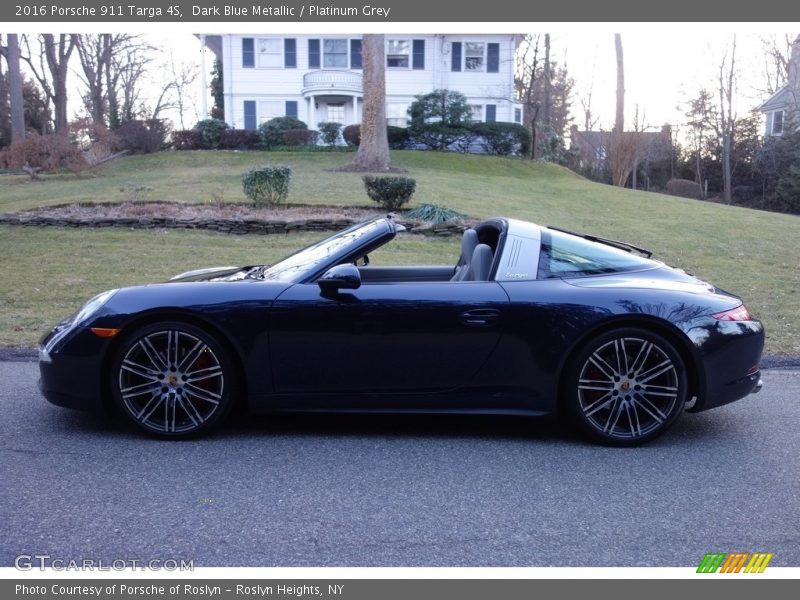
[1,360,798,567]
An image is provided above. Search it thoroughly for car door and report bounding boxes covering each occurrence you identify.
[269,280,510,396]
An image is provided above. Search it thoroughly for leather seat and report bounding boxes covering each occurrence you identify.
[450,229,479,281]
[468,244,493,281]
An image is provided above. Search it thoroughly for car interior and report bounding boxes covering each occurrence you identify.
[357,222,504,284]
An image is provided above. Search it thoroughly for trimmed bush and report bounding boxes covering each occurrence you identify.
[219,129,261,150]
[114,119,170,154]
[242,165,292,206]
[387,126,410,150]
[193,118,229,149]
[284,129,319,146]
[258,116,308,149]
[172,130,203,150]
[665,178,702,199]
[343,124,361,146]
[362,175,416,210]
[471,122,531,156]
[317,121,342,146]
[0,133,87,178]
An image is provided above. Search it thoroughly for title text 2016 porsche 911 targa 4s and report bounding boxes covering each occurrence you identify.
[39,216,764,445]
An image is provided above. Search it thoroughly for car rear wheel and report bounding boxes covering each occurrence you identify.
[111,321,236,438]
[565,328,688,446]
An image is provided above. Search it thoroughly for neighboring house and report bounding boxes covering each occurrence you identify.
[196,34,524,130]
[569,125,673,189]
[756,34,800,137]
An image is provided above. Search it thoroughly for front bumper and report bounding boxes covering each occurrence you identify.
[38,325,109,413]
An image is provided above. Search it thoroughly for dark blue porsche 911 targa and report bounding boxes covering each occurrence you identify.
[39,216,764,445]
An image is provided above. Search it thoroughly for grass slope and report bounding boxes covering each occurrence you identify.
[0,150,797,354]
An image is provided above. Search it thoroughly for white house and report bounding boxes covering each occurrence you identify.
[197,34,524,130]
[756,34,800,136]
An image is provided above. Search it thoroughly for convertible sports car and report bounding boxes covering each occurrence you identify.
[39,215,764,445]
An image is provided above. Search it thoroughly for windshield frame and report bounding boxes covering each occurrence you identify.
[259,217,398,284]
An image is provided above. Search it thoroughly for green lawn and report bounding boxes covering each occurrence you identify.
[0,150,798,355]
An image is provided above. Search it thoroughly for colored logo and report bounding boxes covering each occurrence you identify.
[697,552,773,573]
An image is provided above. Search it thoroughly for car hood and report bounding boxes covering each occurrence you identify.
[169,266,252,282]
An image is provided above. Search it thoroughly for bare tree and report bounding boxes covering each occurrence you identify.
[543,33,552,131]
[515,34,542,158]
[4,34,25,141]
[614,34,625,134]
[347,34,391,171]
[20,34,76,133]
[760,34,794,95]
[76,34,111,125]
[166,50,199,129]
[717,36,737,204]
[609,33,634,187]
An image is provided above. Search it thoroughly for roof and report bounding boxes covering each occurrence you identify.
[755,86,792,112]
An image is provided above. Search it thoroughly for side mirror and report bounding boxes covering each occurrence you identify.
[318,263,361,292]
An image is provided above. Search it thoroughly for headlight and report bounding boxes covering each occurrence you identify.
[73,289,117,325]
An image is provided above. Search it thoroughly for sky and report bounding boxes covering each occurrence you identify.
[13,24,800,139]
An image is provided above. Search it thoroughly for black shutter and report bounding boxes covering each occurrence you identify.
[485,104,497,123]
[242,38,254,68]
[350,39,362,69]
[487,43,500,73]
[285,101,298,119]
[451,42,461,72]
[284,39,297,68]
[412,39,425,70]
[308,39,320,69]
[244,101,257,130]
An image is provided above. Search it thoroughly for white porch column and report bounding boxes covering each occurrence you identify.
[199,35,208,120]
[352,94,359,124]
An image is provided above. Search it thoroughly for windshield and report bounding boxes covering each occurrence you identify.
[538,228,657,278]
[260,219,387,282]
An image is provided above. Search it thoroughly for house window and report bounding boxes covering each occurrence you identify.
[257,38,282,68]
[284,39,297,68]
[469,104,483,122]
[327,103,345,124]
[465,42,486,71]
[323,39,348,68]
[514,107,522,124]
[772,110,784,135]
[386,103,409,127]
[242,38,254,68]
[259,101,283,124]
[386,40,410,68]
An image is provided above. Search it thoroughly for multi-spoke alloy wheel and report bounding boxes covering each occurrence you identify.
[113,322,235,438]
[567,328,688,446]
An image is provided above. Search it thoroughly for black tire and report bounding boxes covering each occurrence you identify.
[111,321,237,439]
[564,327,688,446]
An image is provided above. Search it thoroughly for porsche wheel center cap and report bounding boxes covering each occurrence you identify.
[620,381,631,391]
[168,374,178,387]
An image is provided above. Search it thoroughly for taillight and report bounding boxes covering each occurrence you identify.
[713,304,753,321]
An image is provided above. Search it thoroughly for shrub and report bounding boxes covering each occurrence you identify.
[283,129,319,146]
[172,130,203,150]
[193,118,229,149]
[387,126,410,150]
[317,121,342,146]
[258,116,308,149]
[114,119,170,154]
[665,178,702,199]
[242,165,292,206]
[405,203,467,224]
[341,124,410,150]
[0,133,87,178]
[471,122,531,156]
[408,89,472,150]
[362,175,416,210]
[343,124,361,146]
[219,129,261,150]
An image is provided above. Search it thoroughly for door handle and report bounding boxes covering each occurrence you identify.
[460,308,500,327]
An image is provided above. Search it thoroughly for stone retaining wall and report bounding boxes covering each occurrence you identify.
[0,213,469,236]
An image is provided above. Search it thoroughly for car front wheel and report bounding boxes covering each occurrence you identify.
[565,328,688,446]
[111,321,236,438]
